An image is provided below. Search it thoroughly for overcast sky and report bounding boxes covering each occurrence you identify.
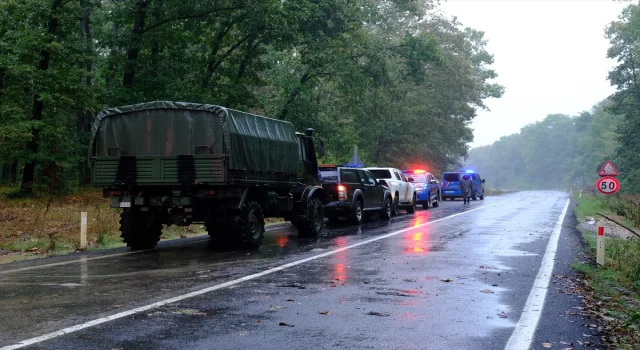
[437,0,628,148]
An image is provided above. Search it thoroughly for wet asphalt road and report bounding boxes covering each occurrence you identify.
[0,191,592,350]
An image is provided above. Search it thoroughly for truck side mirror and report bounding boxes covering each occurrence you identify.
[317,139,325,158]
[482,179,486,183]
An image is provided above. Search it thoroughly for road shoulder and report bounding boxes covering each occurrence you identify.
[531,201,605,350]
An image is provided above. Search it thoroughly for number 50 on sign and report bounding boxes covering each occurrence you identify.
[596,176,620,195]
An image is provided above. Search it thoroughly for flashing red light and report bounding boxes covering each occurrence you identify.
[412,169,427,174]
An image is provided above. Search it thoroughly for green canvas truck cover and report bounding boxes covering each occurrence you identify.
[89,101,299,174]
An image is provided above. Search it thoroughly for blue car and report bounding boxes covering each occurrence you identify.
[402,170,440,209]
[441,171,486,201]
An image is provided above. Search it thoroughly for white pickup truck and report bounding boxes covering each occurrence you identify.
[365,167,416,216]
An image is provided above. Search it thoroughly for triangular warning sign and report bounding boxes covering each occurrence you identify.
[598,160,619,176]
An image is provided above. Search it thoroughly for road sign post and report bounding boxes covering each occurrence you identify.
[597,226,605,266]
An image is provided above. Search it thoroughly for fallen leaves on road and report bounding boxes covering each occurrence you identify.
[279,322,294,327]
[285,299,294,302]
[174,308,206,316]
[440,278,452,283]
[498,311,508,318]
[318,311,330,315]
[542,342,553,348]
[376,291,413,297]
[276,283,306,289]
[367,311,391,317]
[480,265,492,269]
[480,289,495,294]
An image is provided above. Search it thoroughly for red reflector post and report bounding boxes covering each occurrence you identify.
[598,226,604,236]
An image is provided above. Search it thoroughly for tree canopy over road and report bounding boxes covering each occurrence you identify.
[0,0,503,195]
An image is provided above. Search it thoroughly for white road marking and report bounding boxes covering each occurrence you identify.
[0,225,289,275]
[504,199,570,350]
[1,200,509,350]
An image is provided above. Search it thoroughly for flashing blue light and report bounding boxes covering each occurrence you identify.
[465,170,475,173]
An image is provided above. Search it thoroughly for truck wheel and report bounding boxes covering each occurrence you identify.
[349,199,364,225]
[479,194,484,200]
[391,195,399,217]
[120,209,162,250]
[239,202,265,248]
[406,195,416,214]
[296,197,324,237]
[380,196,391,220]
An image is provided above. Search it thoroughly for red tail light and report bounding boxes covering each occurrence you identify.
[337,185,347,200]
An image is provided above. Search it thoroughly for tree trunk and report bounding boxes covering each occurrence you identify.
[0,67,5,100]
[20,0,64,195]
[10,160,18,184]
[78,0,93,186]
[81,0,93,86]
[278,70,311,120]
[123,0,151,89]
[1,164,8,182]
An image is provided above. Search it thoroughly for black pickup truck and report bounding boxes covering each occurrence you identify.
[318,166,392,225]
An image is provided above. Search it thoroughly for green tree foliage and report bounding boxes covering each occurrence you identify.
[465,102,622,191]
[606,4,640,192]
[0,0,503,194]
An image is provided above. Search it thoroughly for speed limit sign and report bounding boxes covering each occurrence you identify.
[596,176,620,195]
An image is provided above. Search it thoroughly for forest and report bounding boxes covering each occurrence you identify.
[0,0,503,195]
[466,3,640,194]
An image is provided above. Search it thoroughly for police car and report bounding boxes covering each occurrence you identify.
[402,169,440,209]
[441,170,486,201]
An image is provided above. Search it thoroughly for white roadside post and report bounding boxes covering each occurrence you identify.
[597,226,605,266]
[80,212,88,249]
[594,160,620,269]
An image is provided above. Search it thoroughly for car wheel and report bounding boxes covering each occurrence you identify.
[423,193,430,209]
[380,196,391,220]
[406,195,416,214]
[391,195,399,217]
[432,192,440,208]
[349,199,364,225]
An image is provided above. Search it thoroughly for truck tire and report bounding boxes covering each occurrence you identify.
[349,199,364,225]
[119,209,162,250]
[380,196,391,220]
[238,202,265,248]
[296,197,324,237]
[406,195,416,214]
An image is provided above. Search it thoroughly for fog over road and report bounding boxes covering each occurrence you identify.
[1,192,595,350]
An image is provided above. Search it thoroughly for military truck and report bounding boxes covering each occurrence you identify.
[89,101,327,250]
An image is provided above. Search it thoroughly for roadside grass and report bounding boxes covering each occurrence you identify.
[573,194,640,348]
[0,186,205,264]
